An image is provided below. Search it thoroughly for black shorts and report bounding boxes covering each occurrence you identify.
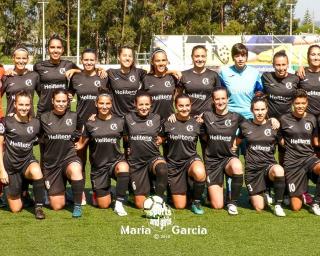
[129,156,165,196]
[168,156,202,194]
[91,157,126,197]
[206,157,236,186]
[5,158,38,197]
[245,164,273,196]
[285,156,320,197]
[43,156,82,196]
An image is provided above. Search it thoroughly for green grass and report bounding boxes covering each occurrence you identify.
[1,96,320,256]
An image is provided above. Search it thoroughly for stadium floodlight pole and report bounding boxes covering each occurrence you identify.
[286,2,294,35]
[76,0,80,66]
[38,1,48,61]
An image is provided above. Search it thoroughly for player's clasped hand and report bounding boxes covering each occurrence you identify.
[0,169,9,184]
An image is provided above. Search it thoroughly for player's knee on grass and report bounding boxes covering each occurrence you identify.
[250,195,265,212]
[8,197,23,213]
[50,196,65,210]
[134,195,146,209]
[97,196,111,209]
[291,197,302,211]
[172,195,187,209]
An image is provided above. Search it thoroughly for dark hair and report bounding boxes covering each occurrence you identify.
[191,45,207,56]
[273,50,288,64]
[81,48,97,59]
[96,93,113,103]
[293,89,308,100]
[12,45,29,56]
[149,48,168,74]
[134,90,152,103]
[118,45,135,68]
[212,86,229,98]
[174,93,191,106]
[307,44,320,57]
[15,90,32,102]
[231,43,248,59]
[250,93,268,112]
[48,34,64,48]
[52,88,69,100]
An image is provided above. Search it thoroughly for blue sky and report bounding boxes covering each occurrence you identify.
[295,0,320,21]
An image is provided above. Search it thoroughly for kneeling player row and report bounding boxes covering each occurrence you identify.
[1,87,319,219]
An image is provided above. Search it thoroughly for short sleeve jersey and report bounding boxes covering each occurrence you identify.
[40,110,81,170]
[203,111,243,161]
[142,74,177,120]
[280,112,318,167]
[0,116,40,173]
[69,72,108,122]
[179,68,221,115]
[164,118,200,166]
[84,116,124,170]
[298,69,320,116]
[240,120,278,171]
[262,72,299,118]
[1,71,39,115]
[33,60,77,116]
[124,112,162,163]
[108,67,146,117]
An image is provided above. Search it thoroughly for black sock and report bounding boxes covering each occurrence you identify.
[193,181,205,201]
[71,179,84,205]
[33,178,45,206]
[274,176,285,204]
[230,174,243,205]
[314,176,320,204]
[116,172,129,202]
[155,162,168,198]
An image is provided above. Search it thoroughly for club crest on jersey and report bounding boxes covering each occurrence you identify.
[129,75,136,83]
[26,126,34,134]
[110,123,118,130]
[45,180,50,190]
[0,123,4,134]
[202,78,209,85]
[59,68,66,74]
[66,119,73,126]
[186,125,193,132]
[146,120,153,127]
[305,122,312,131]
[94,80,101,87]
[264,129,271,136]
[225,119,232,127]
[285,82,292,89]
[165,81,172,87]
[25,79,33,87]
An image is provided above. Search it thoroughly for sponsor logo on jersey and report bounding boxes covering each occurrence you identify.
[110,123,118,130]
[80,95,97,100]
[77,83,83,87]
[225,119,232,127]
[114,89,137,95]
[169,134,195,141]
[130,135,152,142]
[305,122,312,131]
[9,140,32,149]
[306,91,320,97]
[45,180,50,190]
[0,124,4,134]
[202,78,209,85]
[290,138,311,145]
[188,93,206,100]
[43,83,65,90]
[94,80,101,87]
[48,134,71,140]
[129,75,136,83]
[165,81,172,87]
[25,79,33,87]
[8,83,15,87]
[152,94,172,101]
[59,68,66,74]
[285,82,292,89]
[10,128,16,132]
[209,134,232,142]
[250,144,271,152]
[92,127,99,131]
[264,129,271,136]
[269,94,290,102]
[149,84,155,88]
[114,77,119,80]
[186,125,193,132]
[247,131,253,134]
[95,137,117,144]
[48,122,53,126]
[27,126,34,134]
[66,119,73,126]
[43,70,49,74]
[170,127,175,130]
[130,122,136,126]
[146,120,153,127]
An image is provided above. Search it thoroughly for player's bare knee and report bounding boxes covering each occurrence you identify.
[10,205,23,213]
[210,201,224,209]
[51,202,65,211]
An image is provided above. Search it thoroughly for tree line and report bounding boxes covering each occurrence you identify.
[1,0,313,64]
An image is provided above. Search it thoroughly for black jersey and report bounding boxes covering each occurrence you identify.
[298,69,320,115]
[179,68,221,115]
[164,118,200,166]
[240,120,278,171]
[108,67,146,117]
[142,74,177,120]
[280,112,317,166]
[0,116,40,173]
[124,112,161,162]
[1,71,39,115]
[40,110,82,170]
[83,116,124,170]
[69,72,108,122]
[262,72,299,118]
[33,60,77,116]
[203,111,243,161]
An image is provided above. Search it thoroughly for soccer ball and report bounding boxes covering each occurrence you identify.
[143,195,167,219]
